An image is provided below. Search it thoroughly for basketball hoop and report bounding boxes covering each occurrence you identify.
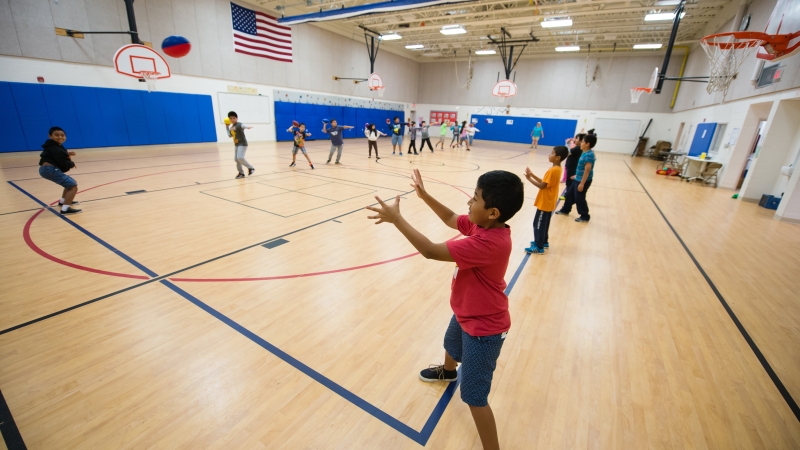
[492,80,517,103]
[630,87,653,103]
[140,71,160,92]
[701,32,768,95]
[630,67,658,103]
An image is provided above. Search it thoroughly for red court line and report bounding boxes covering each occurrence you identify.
[170,252,420,282]
[23,209,149,280]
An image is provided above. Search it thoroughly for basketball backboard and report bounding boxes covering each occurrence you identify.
[492,80,518,97]
[757,0,800,61]
[114,44,171,79]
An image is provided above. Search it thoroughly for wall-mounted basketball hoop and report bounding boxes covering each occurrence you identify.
[114,44,171,92]
[630,67,659,103]
[492,80,517,103]
[368,73,385,97]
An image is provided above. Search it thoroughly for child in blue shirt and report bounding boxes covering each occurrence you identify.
[556,134,597,222]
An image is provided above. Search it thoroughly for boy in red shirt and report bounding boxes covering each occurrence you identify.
[524,145,569,254]
[366,168,524,450]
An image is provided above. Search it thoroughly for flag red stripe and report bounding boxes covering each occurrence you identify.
[255,11,291,30]
[234,40,293,56]
[233,32,292,50]
[235,48,292,62]
[256,26,292,42]
[256,18,292,36]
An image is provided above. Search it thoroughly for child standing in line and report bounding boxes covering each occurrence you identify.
[557,133,597,222]
[563,133,585,199]
[226,111,255,179]
[465,123,480,150]
[530,122,544,149]
[407,121,421,155]
[365,123,386,159]
[524,146,569,254]
[322,119,354,165]
[449,121,461,148]
[391,117,408,155]
[435,119,449,150]
[39,126,81,215]
[286,122,314,169]
[419,120,434,153]
[366,168,524,450]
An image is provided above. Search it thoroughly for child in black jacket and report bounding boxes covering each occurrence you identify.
[39,127,81,215]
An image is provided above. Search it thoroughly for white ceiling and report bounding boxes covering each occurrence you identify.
[250,0,739,61]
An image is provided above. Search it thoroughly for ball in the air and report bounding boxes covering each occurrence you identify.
[162,36,191,58]
[292,120,300,127]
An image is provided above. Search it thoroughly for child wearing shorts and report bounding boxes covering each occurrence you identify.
[39,126,81,215]
[287,123,314,169]
[366,168,524,450]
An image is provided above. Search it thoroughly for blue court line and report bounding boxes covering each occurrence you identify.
[8,179,534,446]
[7,181,157,278]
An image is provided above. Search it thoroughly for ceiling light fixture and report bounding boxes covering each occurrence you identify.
[422,52,442,57]
[633,43,664,49]
[555,45,580,52]
[644,12,686,21]
[541,18,573,28]
[440,25,466,35]
[475,49,496,55]
[380,33,402,40]
[405,44,424,49]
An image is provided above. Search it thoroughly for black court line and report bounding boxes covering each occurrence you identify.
[0,390,25,449]
[262,238,289,249]
[0,149,221,171]
[126,190,147,195]
[0,192,414,335]
[0,207,41,216]
[623,160,800,423]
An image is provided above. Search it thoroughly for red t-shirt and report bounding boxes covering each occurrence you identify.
[444,215,512,336]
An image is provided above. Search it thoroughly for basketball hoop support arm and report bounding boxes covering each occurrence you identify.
[488,28,538,79]
[656,1,685,94]
[333,26,380,83]
[64,0,141,44]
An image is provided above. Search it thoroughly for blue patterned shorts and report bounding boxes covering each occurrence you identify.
[443,315,507,407]
[39,165,77,189]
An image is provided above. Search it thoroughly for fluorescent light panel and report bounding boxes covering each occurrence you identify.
[555,46,580,52]
[541,18,573,28]
[422,52,442,57]
[405,44,424,49]
[440,25,466,35]
[644,12,686,21]
[633,43,663,49]
[475,49,496,55]
[380,33,402,40]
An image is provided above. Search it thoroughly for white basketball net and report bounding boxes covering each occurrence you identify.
[371,86,385,97]
[140,71,160,92]
[701,36,764,96]
[630,87,652,103]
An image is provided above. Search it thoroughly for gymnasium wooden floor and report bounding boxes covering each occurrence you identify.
[0,138,798,449]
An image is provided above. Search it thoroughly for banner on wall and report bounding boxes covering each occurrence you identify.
[430,110,457,123]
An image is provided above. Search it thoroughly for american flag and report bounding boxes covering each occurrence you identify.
[231,2,292,63]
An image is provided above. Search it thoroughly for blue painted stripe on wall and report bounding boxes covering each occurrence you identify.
[0,83,29,153]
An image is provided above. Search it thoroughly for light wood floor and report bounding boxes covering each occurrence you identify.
[0,139,798,449]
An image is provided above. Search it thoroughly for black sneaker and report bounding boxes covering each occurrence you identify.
[555,210,568,215]
[60,207,82,215]
[58,200,80,206]
[248,168,255,175]
[376,157,381,160]
[310,164,315,169]
[414,152,418,155]
[326,159,331,164]
[575,217,590,223]
[289,162,296,167]
[419,365,458,382]
[235,173,245,179]
[335,161,341,165]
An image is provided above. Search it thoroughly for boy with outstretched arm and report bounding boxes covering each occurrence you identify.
[226,111,255,179]
[524,146,569,254]
[322,119,354,165]
[287,123,314,169]
[556,133,597,222]
[366,168,524,450]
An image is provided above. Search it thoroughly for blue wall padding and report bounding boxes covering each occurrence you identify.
[119,90,150,145]
[0,83,35,153]
[471,115,578,147]
[10,83,53,151]
[70,86,109,149]
[41,85,85,149]
[274,101,403,142]
[196,95,217,143]
[0,82,216,152]
[142,93,169,145]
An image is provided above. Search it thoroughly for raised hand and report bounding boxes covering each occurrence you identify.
[366,195,402,225]
[410,169,427,198]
